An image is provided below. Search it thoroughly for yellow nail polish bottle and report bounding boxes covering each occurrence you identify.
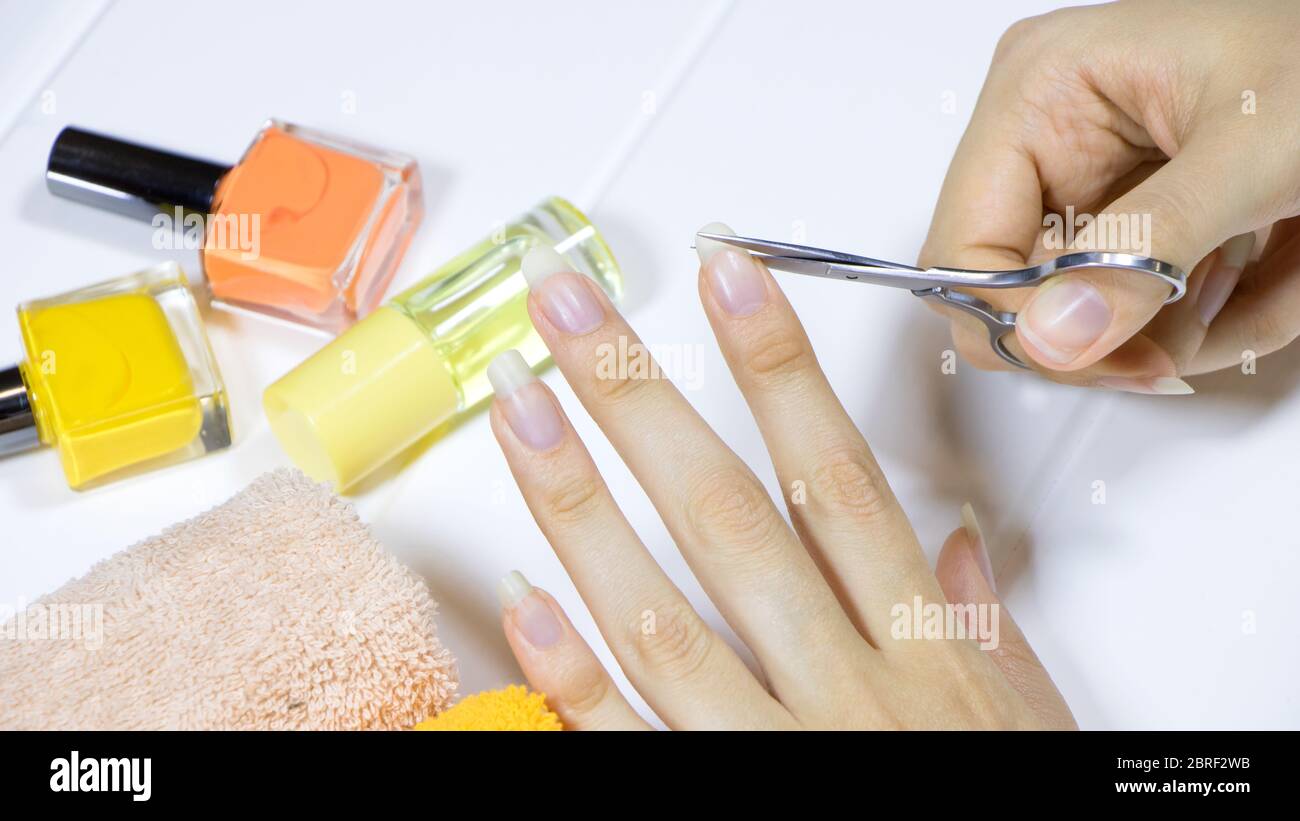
[1,262,232,488]
[262,196,621,491]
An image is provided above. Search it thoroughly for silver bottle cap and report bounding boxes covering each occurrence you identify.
[0,365,39,457]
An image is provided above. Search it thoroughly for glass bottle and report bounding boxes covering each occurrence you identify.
[46,121,423,332]
[263,196,621,490]
[0,262,231,488]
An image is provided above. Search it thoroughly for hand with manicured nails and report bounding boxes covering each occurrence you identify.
[922,0,1300,393]
[484,229,1075,730]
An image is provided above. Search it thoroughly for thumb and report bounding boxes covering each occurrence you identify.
[1015,146,1251,371]
[936,504,1076,729]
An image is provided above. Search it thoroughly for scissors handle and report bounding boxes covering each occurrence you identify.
[915,288,1027,369]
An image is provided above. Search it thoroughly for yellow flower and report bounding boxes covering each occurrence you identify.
[415,686,562,731]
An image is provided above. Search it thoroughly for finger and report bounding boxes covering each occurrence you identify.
[1190,233,1256,330]
[1131,249,1221,374]
[520,246,870,706]
[1259,216,1300,262]
[1096,232,1253,391]
[914,25,1076,369]
[917,34,1048,276]
[695,224,945,645]
[934,505,1076,729]
[1188,219,1300,374]
[915,120,1039,315]
[1015,144,1265,372]
[488,351,791,729]
[498,572,650,730]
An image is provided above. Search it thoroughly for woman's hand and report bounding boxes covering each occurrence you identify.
[484,227,1075,729]
[923,0,1300,392]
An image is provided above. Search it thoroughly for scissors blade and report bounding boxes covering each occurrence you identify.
[749,254,953,291]
[696,233,920,272]
[697,231,1048,290]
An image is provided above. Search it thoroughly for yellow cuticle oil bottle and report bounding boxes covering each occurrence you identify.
[263,196,622,490]
[0,262,232,488]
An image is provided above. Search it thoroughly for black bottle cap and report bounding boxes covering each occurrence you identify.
[46,126,232,221]
[0,365,38,458]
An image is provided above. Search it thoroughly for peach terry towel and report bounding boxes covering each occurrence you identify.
[0,468,457,730]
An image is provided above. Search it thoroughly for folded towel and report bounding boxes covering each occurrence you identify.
[0,468,457,730]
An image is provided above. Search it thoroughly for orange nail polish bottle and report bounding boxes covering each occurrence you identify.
[47,122,423,333]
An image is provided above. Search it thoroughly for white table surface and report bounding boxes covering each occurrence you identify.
[1,0,1295,730]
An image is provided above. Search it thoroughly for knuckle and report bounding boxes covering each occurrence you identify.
[553,661,614,719]
[684,466,786,556]
[1123,186,1206,257]
[952,670,1005,727]
[921,642,1008,727]
[993,13,1051,59]
[807,445,895,522]
[589,361,651,406]
[631,601,715,685]
[542,473,606,524]
[741,329,816,383]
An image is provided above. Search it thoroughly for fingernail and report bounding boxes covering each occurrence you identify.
[1197,233,1255,326]
[522,245,604,334]
[487,349,564,450]
[696,221,768,317]
[1016,279,1112,365]
[498,570,563,649]
[1096,375,1195,395]
[960,502,995,592]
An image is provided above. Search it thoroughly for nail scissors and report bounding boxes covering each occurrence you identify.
[697,233,1187,369]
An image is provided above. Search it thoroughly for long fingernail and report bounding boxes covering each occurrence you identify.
[488,349,564,450]
[1016,279,1112,365]
[498,570,563,649]
[1096,375,1194,395]
[960,502,995,592]
[1197,233,1255,326]
[522,245,604,334]
[696,221,768,317]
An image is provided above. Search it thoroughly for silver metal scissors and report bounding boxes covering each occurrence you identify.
[696,233,1187,369]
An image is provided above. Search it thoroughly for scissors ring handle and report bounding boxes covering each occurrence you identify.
[1038,252,1187,303]
[920,254,1188,370]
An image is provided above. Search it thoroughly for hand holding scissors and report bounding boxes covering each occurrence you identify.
[696,233,1186,371]
[916,0,1300,393]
